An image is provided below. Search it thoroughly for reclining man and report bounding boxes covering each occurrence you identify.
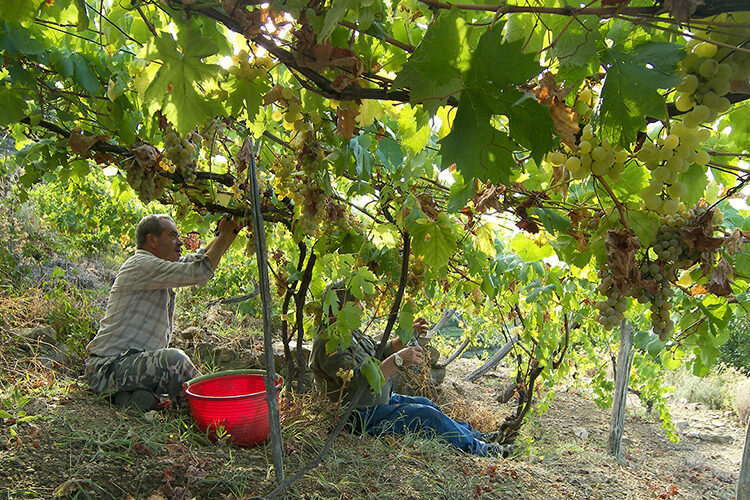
[84,213,241,410]
[309,282,512,458]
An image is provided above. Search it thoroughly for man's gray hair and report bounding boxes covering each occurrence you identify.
[135,214,173,247]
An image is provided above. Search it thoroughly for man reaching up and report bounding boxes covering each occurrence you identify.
[84,214,240,410]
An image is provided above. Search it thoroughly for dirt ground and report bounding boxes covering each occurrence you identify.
[0,353,745,499]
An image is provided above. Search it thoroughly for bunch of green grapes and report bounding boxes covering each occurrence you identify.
[124,159,171,204]
[163,126,201,184]
[336,367,354,383]
[270,154,296,200]
[283,95,309,134]
[603,203,723,339]
[406,256,426,296]
[675,13,750,125]
[638,124,712,213]
[573,87,595,120]
[594,266,628,331]
[201,118,226,150]
[228,48,273,81]
[554,125,629,181]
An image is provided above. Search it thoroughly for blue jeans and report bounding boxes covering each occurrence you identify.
[353,393,490,456]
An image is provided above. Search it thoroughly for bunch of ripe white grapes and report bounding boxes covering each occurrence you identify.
[163,126,201,184]
[547,124,628,181]
[674,13,750,128]
[228,48,273,81]
[124,163,171,204]
[595,203,723,339]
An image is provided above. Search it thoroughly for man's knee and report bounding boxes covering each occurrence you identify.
[160,348,189,363]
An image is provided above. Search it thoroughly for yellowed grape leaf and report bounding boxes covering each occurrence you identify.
[436,106,455,139]
[475,223,496,256]
[356,99,384,128]
[398,105,430,154]
[676,270,693,287]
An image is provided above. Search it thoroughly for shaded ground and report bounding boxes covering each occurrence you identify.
[0,347,744,499]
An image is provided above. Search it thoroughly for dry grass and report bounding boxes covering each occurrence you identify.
[0,289,54,330]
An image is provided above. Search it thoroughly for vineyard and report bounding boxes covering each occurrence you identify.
[1,0,750,497]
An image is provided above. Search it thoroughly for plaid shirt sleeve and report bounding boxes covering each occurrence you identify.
[86,249,215,357]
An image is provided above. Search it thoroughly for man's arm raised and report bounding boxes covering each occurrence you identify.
[205,217,241,270]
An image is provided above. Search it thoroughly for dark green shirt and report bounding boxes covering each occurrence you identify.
[309,327,394,409]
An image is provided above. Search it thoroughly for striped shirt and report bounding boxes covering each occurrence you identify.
[86,249,214,357]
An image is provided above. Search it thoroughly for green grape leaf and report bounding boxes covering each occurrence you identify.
[348,268,376,300]
[0,22,47,57]
[226,78,265,120]
[511,234,554,261]
[361,356,386,394]
[74,0,89,31]
[140,33,222,134]
[504,92,555,164]
[376,137,403,172]
[349,134,373,179]
[531,207,571,235]
[681,163,707,206]
[318,0,357,42]
[595,42,683,146]
[392,8,468,113]
[2,3,38,25]
[464,29,540,91]
[699,295,731,332]
[397,105,431,154]
[408,213,457,270]
[395,299,416,342]
[0,86,27,126]
[629,211,660,248]
[440,90,517,184]
[612,162,649,202]
[70,53,100,94]
[447,171,474,213]
[734,253,750,277]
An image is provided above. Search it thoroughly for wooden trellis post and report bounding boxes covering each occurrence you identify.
[608,320,633,459]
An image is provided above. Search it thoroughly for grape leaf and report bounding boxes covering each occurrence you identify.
[531,207,571,234]
[361,356,386,394]
[376,137,403,172]
[227,78,266,121]
[348,268,376,300]
[464,29,540,90]
[408,213,457,270]
[2,3,38,26]
[511,234,554,261]
[440,91,517,184]
[395,299,415,342]
[397,105,431,154]
[0,22,47,57]
[392,8,469,113]
[70,53,100,94]
[0,86,27,126]
[447,171,474,213]
[140,33,222,134]
[681,163,707,207]
[629,211,659,248]
[611,163,649,202]
[441,30,553,182]
[595,42,683,146]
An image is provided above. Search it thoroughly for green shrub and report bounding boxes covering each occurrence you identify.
[718,318,750,376]
[666,367,738,410]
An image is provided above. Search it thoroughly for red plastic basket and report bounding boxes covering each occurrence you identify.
[185,369,282,447]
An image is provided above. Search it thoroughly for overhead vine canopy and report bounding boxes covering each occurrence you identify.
[2,0,750,372]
